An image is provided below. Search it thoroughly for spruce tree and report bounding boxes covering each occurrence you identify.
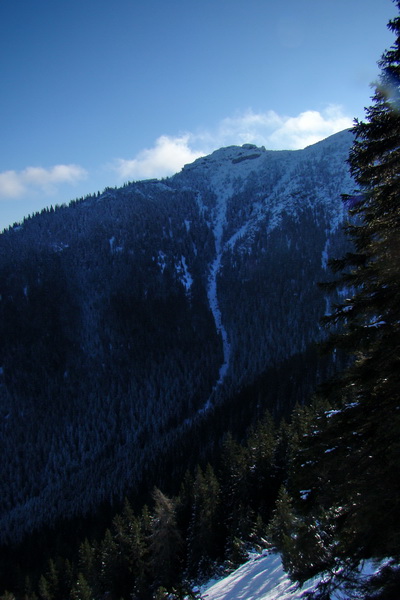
[148,488,183,591]
[273,2,400,595]
[267,486,298,573]
[186,464,221,578]
[318,0,400,564]
[70,573,93,600]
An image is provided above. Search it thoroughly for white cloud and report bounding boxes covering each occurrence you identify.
[0,164,87,200]
[266,105,354,149]
[214,105,353,150]
[115,135,204,181]
[114,105,353,181]
[0,171,26,198]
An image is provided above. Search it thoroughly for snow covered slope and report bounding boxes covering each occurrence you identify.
[201,551,383,600]
[202,553,317,600]
[170,129,355,396]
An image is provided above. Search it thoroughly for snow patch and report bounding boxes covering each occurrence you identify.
[325,409,342,418]
[300,489,312,500]
[51,241,69,252]
[321,237,330,270]
[154,250,167,273]
[176,255,193,292]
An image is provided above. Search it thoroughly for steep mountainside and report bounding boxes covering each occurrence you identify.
[0,129,354,546]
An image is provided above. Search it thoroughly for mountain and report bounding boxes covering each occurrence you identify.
[0,129,355,548]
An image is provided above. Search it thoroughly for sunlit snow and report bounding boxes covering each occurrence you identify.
[201,551,382,600]
[201,552,318,600]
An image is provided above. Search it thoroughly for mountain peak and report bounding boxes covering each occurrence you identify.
[176,129,353,184]
[180,143,267,173]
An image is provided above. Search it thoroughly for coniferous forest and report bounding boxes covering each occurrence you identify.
[1,2,400,599]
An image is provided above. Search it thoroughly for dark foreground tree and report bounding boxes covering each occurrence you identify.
[270,2,400,597]
[148,488,183,591]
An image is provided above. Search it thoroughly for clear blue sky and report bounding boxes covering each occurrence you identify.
[0,0,396,231]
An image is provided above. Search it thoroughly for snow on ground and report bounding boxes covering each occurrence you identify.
[200,551,387,600]
[200,552,318,600]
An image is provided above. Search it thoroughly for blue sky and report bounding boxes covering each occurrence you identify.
[0,0,396,231]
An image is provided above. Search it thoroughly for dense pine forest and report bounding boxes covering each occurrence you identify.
[1,2,400,599]
[1,403,317,600]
